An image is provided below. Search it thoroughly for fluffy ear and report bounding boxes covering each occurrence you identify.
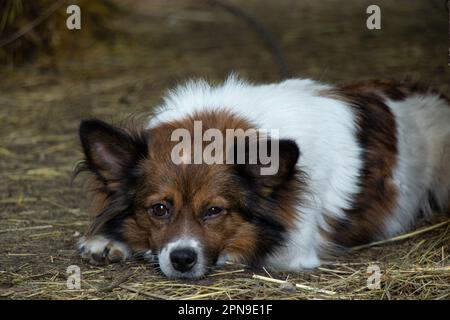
[79,119,148,182]
[234,138,300,189]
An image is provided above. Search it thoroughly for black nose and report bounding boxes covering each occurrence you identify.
[170,248,197,272]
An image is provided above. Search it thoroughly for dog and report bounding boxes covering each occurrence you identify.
[76,76,450,278]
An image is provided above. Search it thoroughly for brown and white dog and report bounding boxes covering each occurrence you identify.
[76,76,450,278]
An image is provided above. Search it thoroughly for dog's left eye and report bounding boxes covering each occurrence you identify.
[203,206,224,219]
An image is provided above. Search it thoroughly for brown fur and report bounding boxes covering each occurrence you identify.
[336,79,449,103]
[320,81,399,248]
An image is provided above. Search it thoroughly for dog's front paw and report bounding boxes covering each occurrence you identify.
[216,252,243,266]
[77,235,131,265]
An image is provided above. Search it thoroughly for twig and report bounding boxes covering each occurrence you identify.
[207,269,246,277]
[17,271,54,281]
[98,271,134,293]
[0,225,53,233]
[252,274,337,295]
[119,285,172,299]
[351,219,450,251]
[395,266,450,273]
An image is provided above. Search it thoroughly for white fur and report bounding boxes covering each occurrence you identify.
[383,95,450,237]
[158,237,206,278]
[78,235,131,262]
[146,76,449,271]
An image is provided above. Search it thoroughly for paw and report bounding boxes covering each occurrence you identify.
[296,253,321,270]
[142,250,158,262]
[77,235,131,265]
[133,249,158,262]
[216,252,242,266]
[272,251,321,271]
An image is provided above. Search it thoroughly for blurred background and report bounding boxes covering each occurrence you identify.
[0,0,449,299]
[0,0,448,134]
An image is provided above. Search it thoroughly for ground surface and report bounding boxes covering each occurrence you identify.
[0,0,449,300]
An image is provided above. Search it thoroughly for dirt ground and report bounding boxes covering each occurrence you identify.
[0,0,449,300]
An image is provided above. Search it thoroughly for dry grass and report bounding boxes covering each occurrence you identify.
[1,218,449,299]
[0,0,449,300]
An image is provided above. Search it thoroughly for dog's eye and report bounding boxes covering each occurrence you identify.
[150,203,170,218]
[203,206,224,219]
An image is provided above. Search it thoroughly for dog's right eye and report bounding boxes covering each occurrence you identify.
[149,203,170,218]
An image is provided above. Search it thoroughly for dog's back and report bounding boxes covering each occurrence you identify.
[332,80,449,240]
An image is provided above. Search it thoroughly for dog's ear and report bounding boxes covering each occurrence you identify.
[233,138,300,189]
[79,119,148,181]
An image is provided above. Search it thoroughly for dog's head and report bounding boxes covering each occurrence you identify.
[78,112,302,278]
